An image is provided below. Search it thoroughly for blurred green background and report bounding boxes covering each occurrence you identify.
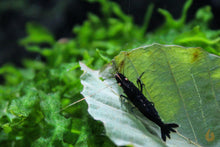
[1,0,220,68]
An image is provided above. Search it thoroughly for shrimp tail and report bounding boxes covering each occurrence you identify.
[160,123,179,141]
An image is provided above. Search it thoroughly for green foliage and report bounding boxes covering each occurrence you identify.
[0,0,220,146]
[20,22,55,46]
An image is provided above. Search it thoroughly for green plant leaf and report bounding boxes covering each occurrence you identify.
[32,91,71,147]
[80,44,220,147]
[19,22,55,46]
[158,0,192,28]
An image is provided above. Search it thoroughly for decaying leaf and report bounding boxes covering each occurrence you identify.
[81,44,220,147]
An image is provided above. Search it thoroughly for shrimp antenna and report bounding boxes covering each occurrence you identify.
[58,81,117,113]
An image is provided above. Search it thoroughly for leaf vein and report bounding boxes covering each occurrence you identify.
[161,47,198,143]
